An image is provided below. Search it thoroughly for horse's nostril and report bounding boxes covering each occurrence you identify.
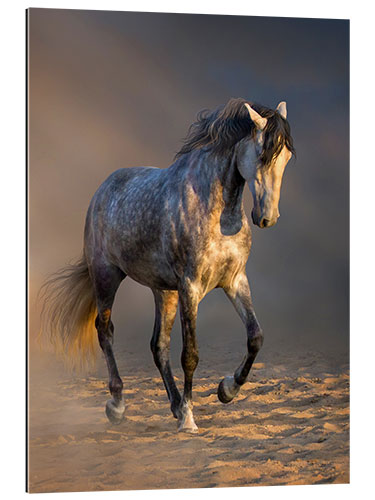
[262,218,271,228]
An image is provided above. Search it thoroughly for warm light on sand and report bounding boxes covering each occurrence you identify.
[28,350,349,492]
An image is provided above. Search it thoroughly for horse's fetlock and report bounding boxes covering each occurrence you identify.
[109,377,123,396]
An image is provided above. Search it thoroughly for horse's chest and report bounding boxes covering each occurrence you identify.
[194,231,251,290]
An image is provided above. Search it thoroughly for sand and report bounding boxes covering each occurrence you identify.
[28,345,349,493]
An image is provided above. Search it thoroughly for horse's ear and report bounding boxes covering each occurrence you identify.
[276,101,287,119]
[244,103,267,131]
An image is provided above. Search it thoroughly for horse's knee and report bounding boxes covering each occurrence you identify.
[247,328,264,353]
[150,339,161,367]
[181,346,199,374]
[150,337,169,368]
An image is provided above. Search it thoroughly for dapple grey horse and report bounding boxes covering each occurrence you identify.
[41,97,294,433]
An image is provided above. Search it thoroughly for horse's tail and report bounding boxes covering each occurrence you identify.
[39,255,98,371]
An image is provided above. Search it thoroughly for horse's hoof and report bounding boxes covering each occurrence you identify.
[105,399,125,425]
[177,405,198,433]
[178,423,198,434]
[218,376,240,404]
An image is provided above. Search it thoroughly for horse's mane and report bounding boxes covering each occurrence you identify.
[175,97,295,166]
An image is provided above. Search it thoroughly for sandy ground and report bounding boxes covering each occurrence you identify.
[28,344,349,493]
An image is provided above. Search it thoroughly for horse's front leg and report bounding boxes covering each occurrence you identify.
[150,289,181,419]
[218,273,264,403]
[178,282,200,433]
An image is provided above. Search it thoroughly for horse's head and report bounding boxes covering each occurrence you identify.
[237,101,293,228]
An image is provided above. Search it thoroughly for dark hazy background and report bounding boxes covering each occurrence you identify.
[29,9,349,372]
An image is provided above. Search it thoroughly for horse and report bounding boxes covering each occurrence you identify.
[41,97,294,433]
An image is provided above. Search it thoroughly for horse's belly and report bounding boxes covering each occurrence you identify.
[113,241,247,292]
[115,247,179,290]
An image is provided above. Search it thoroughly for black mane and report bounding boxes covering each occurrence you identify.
[176,97,295,166]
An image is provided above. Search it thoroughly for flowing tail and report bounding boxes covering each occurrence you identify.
[39,255,98,371]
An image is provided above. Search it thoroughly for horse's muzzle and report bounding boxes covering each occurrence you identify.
[251,210,278,228]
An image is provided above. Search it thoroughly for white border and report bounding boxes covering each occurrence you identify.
[1,1,374,499]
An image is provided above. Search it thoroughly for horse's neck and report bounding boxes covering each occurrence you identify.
[216,151,246,234]
[186,149,246,234]
[217,151,245,210]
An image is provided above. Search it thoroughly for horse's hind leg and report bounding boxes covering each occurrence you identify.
[91,262,126,424]
[150,290,181,419]
[218,273,264,403]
